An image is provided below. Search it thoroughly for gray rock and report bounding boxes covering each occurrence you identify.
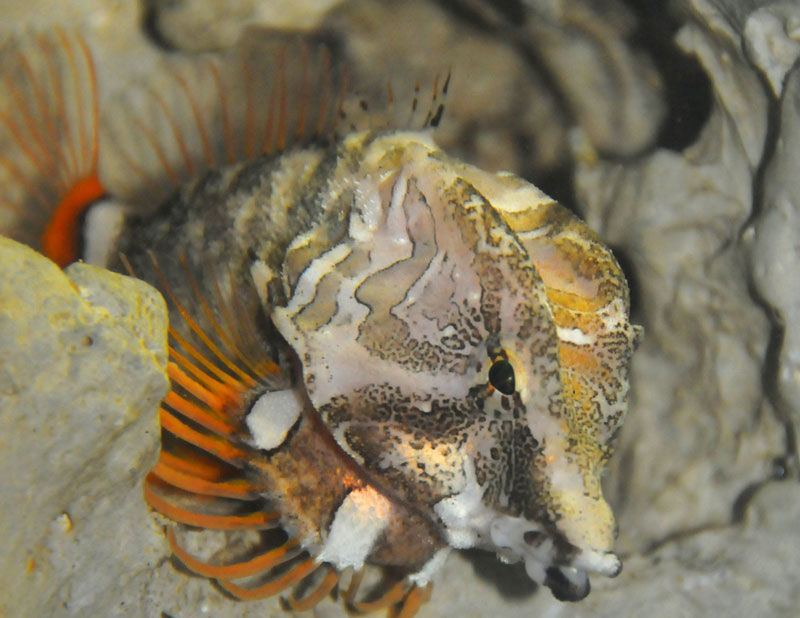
[750,29,800,459]
[744,3,800,97]
[574,0,790,557]
[144,0,345,51]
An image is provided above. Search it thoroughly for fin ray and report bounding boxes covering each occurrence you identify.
[0,29,103,266]
[100,34,346,207]
[159,407,249,464]
[168,527,300,580]
[218,557,318,600]
[286,566,339,612]
[349,579,409,614]
[389,585,432,618]
[144,475,278,530]
[151,459,262,500]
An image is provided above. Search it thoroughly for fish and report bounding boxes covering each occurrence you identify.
[0,29,102,267]
[0,26,640,617]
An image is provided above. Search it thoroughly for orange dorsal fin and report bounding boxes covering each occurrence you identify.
[0,29,105,267]
[100,33,346,209]
[99,30,451,211]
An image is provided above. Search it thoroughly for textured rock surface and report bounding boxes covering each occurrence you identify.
[575,0,787,547]
[321,0,664,184]
[0,238,169,617]
[749,5,800,458]
[145,0,345,51]
[1,0,799,616]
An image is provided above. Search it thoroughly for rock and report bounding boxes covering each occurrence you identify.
[750,15,800,441]
[744,4,800,97]
[0,238,169,617]
[322,0,571,178]
[145,0,346,51]
[574,0,788,550]
[521,0,665,156]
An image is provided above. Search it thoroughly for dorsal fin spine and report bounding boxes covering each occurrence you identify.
[206,59,235,165]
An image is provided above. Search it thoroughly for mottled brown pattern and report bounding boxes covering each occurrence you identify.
[120,126,636,606]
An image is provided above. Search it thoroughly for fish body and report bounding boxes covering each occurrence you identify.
[1,29,639,616]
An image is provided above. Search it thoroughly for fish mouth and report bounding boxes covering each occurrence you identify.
[535,545,621,602]
[434,456,622,601]
[570,545,622,577]
[508,522,621,601]
[544,565,591,602]
[538,544,622,602]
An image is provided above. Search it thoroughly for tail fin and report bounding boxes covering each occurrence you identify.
[0,29,104,267]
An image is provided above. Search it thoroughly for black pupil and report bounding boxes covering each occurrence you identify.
[488,359,515,395]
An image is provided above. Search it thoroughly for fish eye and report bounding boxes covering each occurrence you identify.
[488,358,515,395]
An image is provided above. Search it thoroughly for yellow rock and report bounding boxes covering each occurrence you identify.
[0,237,168,618]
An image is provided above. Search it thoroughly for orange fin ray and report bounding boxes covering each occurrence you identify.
[0,29,103,266]
[151,458,263,500]
[159,407,249,465]
[168,329,252,392]
[168,527,300,580]
[349,579,410,614]
[389,584,433,618]
[343,569,365,603]
[179,252,273,383]
[148,250,260,388]
[99,34,345,207]
[166,359,241,421]
[168,348,244,409]
[286,566,340,612]
[0,79,61,184]
[206,60,235,165]
[218,557,319,601]
[157,447,233,482]
[0,155,56,215]
[162,387,238,439]
[144,475,278,530]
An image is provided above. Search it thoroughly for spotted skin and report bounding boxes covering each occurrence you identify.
[115,128,637,606]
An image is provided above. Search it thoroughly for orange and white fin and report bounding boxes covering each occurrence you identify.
[100,32,346,209]
[131,252,338,609]
[0,29,105,267]
[132,250,433,616]
[123,250,284,525]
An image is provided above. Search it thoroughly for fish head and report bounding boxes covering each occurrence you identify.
[273,131,638,598]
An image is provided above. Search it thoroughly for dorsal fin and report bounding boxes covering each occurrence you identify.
[100,31,347,209]
[100,29,452,210]
[0,27,453,262]
[336,69,452,135]
[0,29,105,267]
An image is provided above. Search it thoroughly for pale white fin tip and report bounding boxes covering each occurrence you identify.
[246,387,304,451]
